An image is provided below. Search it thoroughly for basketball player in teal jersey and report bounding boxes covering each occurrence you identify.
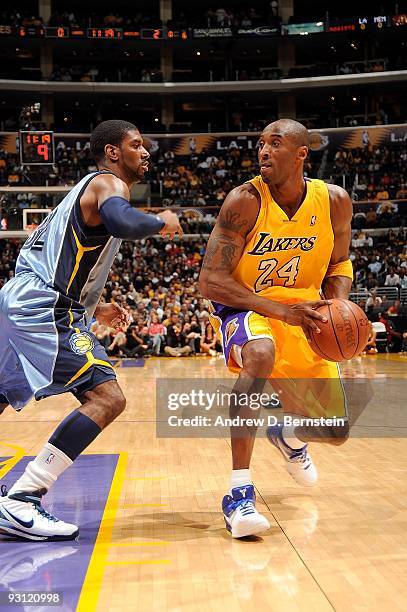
[0,120,181,541]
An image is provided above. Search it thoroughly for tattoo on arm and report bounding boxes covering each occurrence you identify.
[202,239,219,269]
[220,239,238,269]
[202,234,239,272]
[218,210,248,233]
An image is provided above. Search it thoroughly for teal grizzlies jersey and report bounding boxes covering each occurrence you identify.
[16,171,121,321]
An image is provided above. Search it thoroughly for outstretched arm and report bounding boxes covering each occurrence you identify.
[80,173,181,239]
[199,185,330,336]
[323,185,353,299]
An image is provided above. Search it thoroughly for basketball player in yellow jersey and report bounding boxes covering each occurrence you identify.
[199,119,353,538]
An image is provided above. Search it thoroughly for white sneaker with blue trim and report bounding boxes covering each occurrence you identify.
[0,486,79,541]
[267,424,318,487]
[222,485,271,538]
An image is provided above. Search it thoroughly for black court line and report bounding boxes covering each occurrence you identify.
[224,437,337,611]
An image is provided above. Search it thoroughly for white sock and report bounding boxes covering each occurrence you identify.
[282,425,306,450]
[8,443,73,495]
[230,469,252,493]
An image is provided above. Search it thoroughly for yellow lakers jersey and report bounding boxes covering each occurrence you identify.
[233,176,334,304]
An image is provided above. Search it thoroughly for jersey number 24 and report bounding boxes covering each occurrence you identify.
[254,256,300,292]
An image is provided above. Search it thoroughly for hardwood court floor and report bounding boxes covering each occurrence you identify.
[1,354,406,611]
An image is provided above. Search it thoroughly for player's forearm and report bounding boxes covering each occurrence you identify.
[322,275,352,299]
[99,196,164,239]
[200,273,287,320]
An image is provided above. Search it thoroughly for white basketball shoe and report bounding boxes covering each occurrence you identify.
[222,485,271,538]
[0,486,79,541]
[267,424,318,487]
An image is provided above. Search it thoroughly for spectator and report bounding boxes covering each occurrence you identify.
[399,269,407,289]
[385,267,400,286]
[199,314,218,356]
[148,313,166,355]
[387,300,401,316]
[362,322,378,355]
[164,314,192,357]
[379,312,402,352]
[124,324,150,357]
[107,329,127,356]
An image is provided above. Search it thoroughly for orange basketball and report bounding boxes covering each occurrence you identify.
[308,298,370,362]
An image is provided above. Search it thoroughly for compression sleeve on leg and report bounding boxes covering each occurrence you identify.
[99,196,165,240]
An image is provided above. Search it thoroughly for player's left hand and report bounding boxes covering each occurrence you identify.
[95,303,131,329]
[158,210,183,239]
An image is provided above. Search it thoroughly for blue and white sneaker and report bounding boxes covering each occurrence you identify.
[0,486,79,542]
[267,424,317,486]
[222,485,271,538]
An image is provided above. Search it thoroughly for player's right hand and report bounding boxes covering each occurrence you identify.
[283,300,332,339]
[158,210,183,239]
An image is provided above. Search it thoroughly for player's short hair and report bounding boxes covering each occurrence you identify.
[263,119,309,148]
[90,120,138,162]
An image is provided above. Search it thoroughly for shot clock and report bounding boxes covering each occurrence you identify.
[19,131,55,165]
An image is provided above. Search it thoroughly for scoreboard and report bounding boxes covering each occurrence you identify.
[0,15,404,41]
[0,24,189,40]
[19,131,55,165]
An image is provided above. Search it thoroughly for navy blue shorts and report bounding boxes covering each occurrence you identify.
[0,273,116,410]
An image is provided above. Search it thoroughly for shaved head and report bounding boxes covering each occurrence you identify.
[262,119,309,148]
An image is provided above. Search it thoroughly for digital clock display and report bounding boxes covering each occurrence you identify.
[19,131,55,165]
[87,28,123,39]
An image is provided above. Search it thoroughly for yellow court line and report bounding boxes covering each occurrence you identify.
[105,560,171,566]
[0,443,26,480]
[76,452,128,612]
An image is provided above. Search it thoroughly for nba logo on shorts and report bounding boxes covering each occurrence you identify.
[45,453,55,464]
[310,215,316,226]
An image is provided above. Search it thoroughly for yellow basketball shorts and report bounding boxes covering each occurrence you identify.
[210,309,347,419]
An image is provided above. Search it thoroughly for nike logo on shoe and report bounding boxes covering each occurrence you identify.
[2,507,34,529]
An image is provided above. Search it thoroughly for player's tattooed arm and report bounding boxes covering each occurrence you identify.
[200,185,255,277]
[323,185,353,299]
[199,185,285,319]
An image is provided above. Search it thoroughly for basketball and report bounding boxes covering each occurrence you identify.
[308,299,370,361]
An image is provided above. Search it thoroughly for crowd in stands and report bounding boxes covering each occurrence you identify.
[0,10,43,27]
[49,65,163,84]
[1,140,406,226]
[49,10,159,29]
[74,59,395,84]
[0,10,158,29]
[351,229,406,290]
[0,223,406,354]
[288,58,393,79]
[171,3,280,28]
[0,6,280,29]
[332,144,407,203]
